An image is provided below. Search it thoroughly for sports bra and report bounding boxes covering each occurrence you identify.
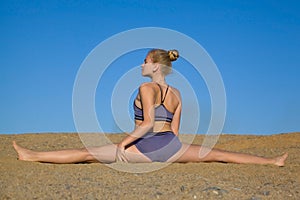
[134,83,174,123]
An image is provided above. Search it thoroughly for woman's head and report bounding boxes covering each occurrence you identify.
[146,49,179,76]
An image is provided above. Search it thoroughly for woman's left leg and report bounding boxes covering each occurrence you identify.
[13,141,151,164]
[13,141,119,163]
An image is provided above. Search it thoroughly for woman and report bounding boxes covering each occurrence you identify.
[13,49,288,166]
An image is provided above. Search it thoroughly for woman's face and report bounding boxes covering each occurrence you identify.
[141,55,154,77]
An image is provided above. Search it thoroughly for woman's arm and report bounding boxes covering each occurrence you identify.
[171,101,182,136]
[170,89,182,136]
[119,83,156,147]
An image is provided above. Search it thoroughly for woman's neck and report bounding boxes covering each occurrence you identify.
[151,76,166,85]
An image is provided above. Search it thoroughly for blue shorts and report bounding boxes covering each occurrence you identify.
[132,131,182,162]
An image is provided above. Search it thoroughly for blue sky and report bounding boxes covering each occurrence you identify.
[1,0,299,134]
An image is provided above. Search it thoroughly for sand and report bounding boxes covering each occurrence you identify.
[0,132,299,199]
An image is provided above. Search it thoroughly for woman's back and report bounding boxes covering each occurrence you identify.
[134,82,181,133]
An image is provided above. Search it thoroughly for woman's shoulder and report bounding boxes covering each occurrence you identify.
[138,82,157,90]
[138,82,181,96]
[139,82,155,87]
[169,85,181,101]
[137,82,158,94]
[169,85,180,93]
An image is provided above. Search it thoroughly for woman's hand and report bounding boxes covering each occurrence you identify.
[116,143,129,163]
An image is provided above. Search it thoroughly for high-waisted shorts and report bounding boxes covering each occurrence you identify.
[132,131,182,162]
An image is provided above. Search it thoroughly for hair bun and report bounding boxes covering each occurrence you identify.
[168,50,179,61]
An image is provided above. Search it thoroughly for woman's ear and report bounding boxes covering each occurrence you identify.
[153,63,160,72]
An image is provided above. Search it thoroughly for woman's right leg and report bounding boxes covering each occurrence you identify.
[172,143,288,166]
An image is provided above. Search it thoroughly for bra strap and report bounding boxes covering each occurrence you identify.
[161,85,169,103]
[156,83,169,104]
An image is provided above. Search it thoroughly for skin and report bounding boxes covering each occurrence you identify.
[13,53,288,166]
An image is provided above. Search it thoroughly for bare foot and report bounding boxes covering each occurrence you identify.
[13,141,37,161]
[274,152,288,167]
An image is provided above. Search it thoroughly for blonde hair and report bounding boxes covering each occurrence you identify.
[147,49,179,75]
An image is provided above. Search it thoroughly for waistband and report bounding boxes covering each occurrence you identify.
[144,131,174,136]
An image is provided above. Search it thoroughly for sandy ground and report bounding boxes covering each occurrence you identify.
[0,132,299,200]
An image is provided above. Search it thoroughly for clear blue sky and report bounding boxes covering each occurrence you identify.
[1,0,299,134]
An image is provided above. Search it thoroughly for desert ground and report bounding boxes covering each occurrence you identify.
[0,132,299,199]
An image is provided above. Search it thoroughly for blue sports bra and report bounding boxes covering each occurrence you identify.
[134,83,174,123]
